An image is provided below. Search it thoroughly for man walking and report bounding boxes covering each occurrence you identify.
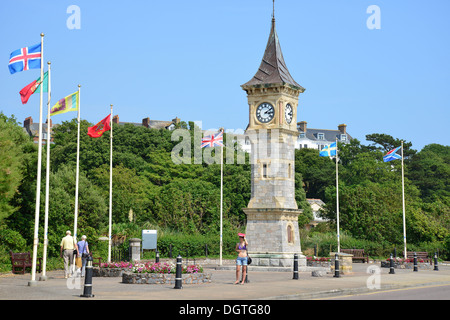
[60,230,78,278]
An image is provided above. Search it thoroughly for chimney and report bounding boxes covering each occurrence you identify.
[142,117,150,128]
[113,115,119,124]
[338,124,347,134]
[24,116,33,128]
[45,118,52,127]
[172,117,180,125]
[297,121,307,132]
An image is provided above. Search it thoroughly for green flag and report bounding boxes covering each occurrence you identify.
[35,71,48,93]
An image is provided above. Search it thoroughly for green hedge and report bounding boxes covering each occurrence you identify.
[157,233,237,258]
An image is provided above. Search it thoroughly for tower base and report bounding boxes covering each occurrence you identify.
[249,252,306,268]
[244,207,304,268]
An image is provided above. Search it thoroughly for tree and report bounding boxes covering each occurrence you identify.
[408,144,450,204]
[152,179,222,234]
[0,113,35,226]
[295,148,335,200]
[365,133,416,160]
[91,164,152,225]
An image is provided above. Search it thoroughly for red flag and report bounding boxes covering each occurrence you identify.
[88,114,111,138]
[19,72,48,104]
[19,79,41,104]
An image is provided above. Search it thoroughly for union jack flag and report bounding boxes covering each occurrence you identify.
[201,130,224,148]
[8,43,41,74]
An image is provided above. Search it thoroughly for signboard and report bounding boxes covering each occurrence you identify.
[141,230,157,250]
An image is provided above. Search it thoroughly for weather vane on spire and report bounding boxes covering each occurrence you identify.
[272,0,275,19]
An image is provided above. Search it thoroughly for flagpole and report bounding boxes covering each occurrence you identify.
[108,104,113,263]
[219,129,224,266]
[74,84,81,244]
[401,140,407,259]
[40,61,51,281]
[29,33,44,286]
[336,137,340,254]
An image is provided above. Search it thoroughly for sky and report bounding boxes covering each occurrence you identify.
[1,0,449,151]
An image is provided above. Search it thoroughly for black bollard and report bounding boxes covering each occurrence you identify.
[434,252,439,271]
[241,265,249,283]
[174,255,182,289]
[389,253,395,274]
[293,254,299,280]
[334,253,340,278]
[80,255,94,298]
[155,250,160,263]
[413,252,418,272]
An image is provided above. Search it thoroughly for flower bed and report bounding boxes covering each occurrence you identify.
[93,261,205,278]
[122,272,212,285]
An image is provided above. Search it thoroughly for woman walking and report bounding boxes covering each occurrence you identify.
[235,233,248,285]
[76,235,90,277]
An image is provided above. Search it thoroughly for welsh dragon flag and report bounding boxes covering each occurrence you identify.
[19,72,48,104]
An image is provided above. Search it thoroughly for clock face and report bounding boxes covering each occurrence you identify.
[256,103,275,123]
[285,103,293,124]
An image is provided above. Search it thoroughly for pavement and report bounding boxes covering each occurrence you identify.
[1,261,450,302]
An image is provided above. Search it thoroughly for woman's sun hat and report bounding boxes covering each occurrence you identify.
[238,233,246,237]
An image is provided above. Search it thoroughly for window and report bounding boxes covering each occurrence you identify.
[287,225,294,244]
[299,133,305,138]
[288,163,292,179]
[263,164,268,178]
[341,134,347,141]
[317,133,325,140]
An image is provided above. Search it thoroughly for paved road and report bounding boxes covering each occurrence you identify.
[1,262,449,303]
[322,283,450,300]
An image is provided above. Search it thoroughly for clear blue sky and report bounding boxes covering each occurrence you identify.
[1,0,449,151]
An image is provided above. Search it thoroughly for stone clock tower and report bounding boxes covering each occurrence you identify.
[242,14,306,267]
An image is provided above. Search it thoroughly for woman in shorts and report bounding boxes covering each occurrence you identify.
[235,233,248,285]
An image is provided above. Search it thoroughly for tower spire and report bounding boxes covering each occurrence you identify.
[241,2,304,91]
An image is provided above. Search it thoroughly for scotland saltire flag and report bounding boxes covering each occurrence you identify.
[320,142,337,157]
[8,43,41,74]
[201,130,224,148]
[383,146,401,162]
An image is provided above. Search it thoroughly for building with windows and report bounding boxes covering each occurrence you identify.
[296,121,352,151]
[235,121,352,154]
[23,116,55,144]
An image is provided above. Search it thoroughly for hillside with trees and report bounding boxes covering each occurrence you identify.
[0,112,449,270]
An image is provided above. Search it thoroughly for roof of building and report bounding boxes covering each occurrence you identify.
[23,122,55,137]
[300,128,353,143]
[241,18,304,91]
[117,120,174,130]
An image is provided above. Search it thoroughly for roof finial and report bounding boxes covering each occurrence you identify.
[272,0,275,19]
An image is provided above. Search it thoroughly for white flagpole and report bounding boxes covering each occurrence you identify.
[108,104,113,263]
[29,33,44,286]
[336,137,340,253]
[401,140,407,259]
[219,129,224,266]
[71,84,81,276]
[73,84,81,243]
[40,61,51,281]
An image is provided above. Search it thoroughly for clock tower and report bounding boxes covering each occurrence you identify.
[242,13,306,267]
